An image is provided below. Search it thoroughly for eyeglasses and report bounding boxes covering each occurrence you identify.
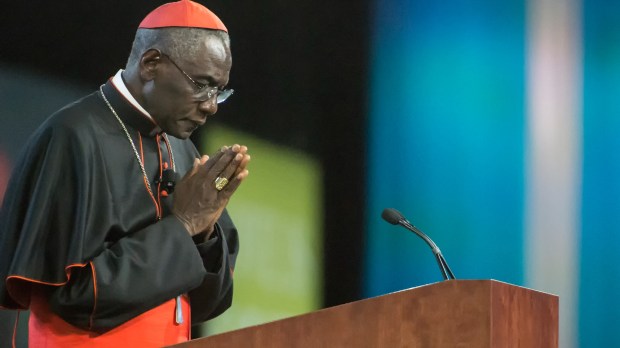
[161,53,234,104]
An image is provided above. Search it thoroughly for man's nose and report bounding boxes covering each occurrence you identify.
[198,98,218,115]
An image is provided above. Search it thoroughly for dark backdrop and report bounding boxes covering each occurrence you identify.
[0,0,369,341]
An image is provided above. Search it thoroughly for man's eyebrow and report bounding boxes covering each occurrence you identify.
[194,74,220,86]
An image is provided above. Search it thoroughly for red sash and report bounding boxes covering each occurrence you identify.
[28,293,190,347]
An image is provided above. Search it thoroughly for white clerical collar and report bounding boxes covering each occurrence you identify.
[111,69,153,120]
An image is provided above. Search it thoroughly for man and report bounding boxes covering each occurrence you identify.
[0,1,249,346]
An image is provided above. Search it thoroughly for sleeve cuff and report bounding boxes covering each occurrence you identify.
[195,222,224,273]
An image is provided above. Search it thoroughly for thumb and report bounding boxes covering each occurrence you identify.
[183,158,201,179]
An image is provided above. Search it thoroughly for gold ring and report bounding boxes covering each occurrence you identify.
[214,177,229,191]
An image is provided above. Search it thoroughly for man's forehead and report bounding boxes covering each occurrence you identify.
[184,38,231,84]
[184,36,230,66]
[203,36,230,61]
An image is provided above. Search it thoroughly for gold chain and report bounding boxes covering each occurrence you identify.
[99,85,176,217]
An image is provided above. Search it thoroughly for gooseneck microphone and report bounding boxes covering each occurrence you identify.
[381,208,456,280]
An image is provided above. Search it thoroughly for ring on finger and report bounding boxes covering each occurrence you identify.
[214,176,229,191]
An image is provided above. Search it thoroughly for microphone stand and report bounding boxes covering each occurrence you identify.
[400,220,455,280]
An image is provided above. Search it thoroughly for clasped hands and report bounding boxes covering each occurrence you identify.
[172,144,250,238]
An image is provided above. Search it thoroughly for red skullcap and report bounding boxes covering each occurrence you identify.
[139,0,227,32]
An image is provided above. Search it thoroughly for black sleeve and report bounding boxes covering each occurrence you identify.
[189,210,239,324]
[48,216,207,332]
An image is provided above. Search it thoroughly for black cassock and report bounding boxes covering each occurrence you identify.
[0,80,239,332]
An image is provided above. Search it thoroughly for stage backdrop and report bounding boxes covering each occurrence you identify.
[365,0,619,347]
[366,0,525,297]
[580,0,620,346]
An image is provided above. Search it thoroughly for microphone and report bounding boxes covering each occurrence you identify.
[381,208,455,280]
[158,168,177,196]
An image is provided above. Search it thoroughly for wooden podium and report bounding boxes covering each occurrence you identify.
[172,280,558,348]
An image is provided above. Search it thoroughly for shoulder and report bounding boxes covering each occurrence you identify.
[30,91,113,147]
[13,91,114,167]
[48,91,112,134]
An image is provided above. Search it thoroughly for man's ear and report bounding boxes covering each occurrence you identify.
[139,49,162,81]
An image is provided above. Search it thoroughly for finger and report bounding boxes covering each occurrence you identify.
[191,155,210,177]
[217,169,249,197]
[221,149,250,182]
[214,151,246,183]
[199,146,230,176]
[211,146,248,192]
[228,144,248,156]
[237,168,250,180]
[238,145,248,155]
[182,158,201,180]
[231,154,251,178]
[205,147,244,180]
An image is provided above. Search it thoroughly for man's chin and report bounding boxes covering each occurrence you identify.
[164,128,193,139]
[163,121,203,139]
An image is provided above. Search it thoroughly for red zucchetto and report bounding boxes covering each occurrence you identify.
[139,0,227,32]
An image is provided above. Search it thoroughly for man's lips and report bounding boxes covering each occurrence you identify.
[186,118,206,131]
